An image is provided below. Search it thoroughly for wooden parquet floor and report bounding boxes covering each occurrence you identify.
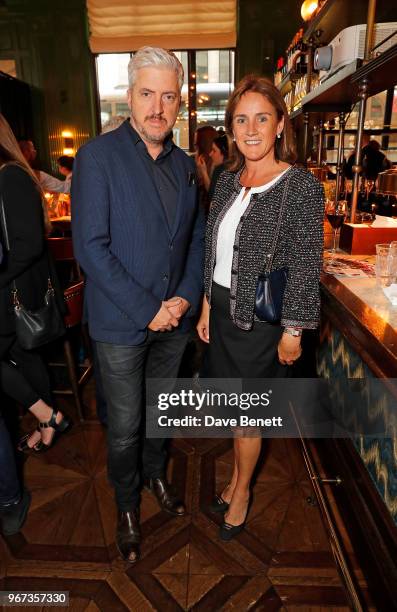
[0,383,358,611]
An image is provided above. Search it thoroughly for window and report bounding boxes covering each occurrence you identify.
[196,50,235,133]
[96,50,235,149]
[96,53,131,129]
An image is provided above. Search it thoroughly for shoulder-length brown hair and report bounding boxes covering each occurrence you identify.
[0,113,51,233]
[225,74,296,172]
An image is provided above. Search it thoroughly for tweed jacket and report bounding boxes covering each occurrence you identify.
[204,165,324,330]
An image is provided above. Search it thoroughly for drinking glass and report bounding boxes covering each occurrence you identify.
[326,200,347,254]
[375,243,397,287]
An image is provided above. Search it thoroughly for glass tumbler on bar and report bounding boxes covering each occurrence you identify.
[375,243,397,287]
[326,200,347,254]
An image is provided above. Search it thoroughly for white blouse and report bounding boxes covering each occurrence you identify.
[213,168,289,289]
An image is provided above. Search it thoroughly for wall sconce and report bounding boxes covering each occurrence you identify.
[61,129,74,155]
[301,0,318,21]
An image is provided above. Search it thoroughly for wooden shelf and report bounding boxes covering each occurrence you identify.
[289,42,397,125]
[289,60,359,125]
[302,59,361,107]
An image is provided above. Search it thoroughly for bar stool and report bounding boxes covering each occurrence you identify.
[47,237,81,282]
[51,281,92,421]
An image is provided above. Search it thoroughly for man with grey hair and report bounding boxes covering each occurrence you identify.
[72,47,204,563]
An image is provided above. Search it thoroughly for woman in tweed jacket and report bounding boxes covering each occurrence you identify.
[197,76,324,540]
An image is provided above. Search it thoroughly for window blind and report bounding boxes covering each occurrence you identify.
[87,0,236,52]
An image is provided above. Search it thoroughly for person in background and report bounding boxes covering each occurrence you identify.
[197,75,324,541]
[0,408,31,535]
[196,134,230,202]
[101,115,126,134]
[72,47,204,564]
[0,114,70,454]
[57,155,74,191]
[345,138,392,180]
[0,237,31,536]
[19,140,71,193]
[194,125,217,213]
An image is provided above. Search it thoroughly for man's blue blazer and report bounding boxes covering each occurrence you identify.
[71,121,205,345]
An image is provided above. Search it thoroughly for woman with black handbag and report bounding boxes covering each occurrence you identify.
[0,113,70,452]
[196,76,324,540]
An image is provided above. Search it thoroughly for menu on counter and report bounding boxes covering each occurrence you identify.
[323,256,375,278]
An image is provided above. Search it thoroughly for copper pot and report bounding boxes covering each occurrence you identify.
[378,168,397,195]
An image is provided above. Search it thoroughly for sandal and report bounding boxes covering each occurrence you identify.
[18,409,71,453]
[17,431,42,453]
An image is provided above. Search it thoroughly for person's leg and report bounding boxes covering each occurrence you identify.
[142,331,190,479]
[224,436,261,525]
[0,413,20,507]
[0,413,31,536]
[1,343,66,449]
[9,340,52,406]
[94,340,148,512]
[220,437,239,503]
[92,341,108,426]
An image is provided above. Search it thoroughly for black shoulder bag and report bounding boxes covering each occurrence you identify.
[0,188,65,350]
[254,175,290,323]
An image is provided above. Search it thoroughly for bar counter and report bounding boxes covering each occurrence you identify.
[320,261,397,378]
[318,254,397,528]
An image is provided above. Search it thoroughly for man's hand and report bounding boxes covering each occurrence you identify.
[165,296,190,320]
[148,300,181,332]
[278,333,302,366]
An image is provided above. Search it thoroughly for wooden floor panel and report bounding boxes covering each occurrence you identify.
[1,383,362,610]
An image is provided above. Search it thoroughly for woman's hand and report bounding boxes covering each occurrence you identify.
[196,296,210,343]
[278,332,302,366]
[196,154,208,177]
[196,155,211,191]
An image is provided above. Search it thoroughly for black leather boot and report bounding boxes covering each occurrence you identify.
[144,477,185,516]
[116,508,141,563]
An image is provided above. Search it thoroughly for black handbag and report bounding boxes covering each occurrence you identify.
[1,193,65,350]
[255,175,290,323]
[12,280,65,350]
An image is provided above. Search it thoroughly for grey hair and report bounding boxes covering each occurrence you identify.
[128,46,184,91]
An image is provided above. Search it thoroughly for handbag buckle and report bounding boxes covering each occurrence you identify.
[12,288,20,307]
[47,278,54,293]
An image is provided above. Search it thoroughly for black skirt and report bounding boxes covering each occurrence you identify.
[206,283,290,379]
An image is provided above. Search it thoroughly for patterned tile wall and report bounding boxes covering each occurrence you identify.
[317,322,397,525]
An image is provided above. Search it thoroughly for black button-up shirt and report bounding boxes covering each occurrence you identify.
[127,120,179,229]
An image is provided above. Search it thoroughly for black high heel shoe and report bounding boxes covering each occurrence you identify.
[18,408,71,453]
[209,494,229,514]
[219,520,246,541]
[219,494,251,541]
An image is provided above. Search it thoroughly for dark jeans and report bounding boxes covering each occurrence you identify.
[0,413,20,507]
[95,330,190,512]
[92,342,107,426]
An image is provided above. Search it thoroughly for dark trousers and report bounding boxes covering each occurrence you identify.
[0,337,52,409]
[92,342,107,426]
[0,413,20,507]
[95,330,190,512]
